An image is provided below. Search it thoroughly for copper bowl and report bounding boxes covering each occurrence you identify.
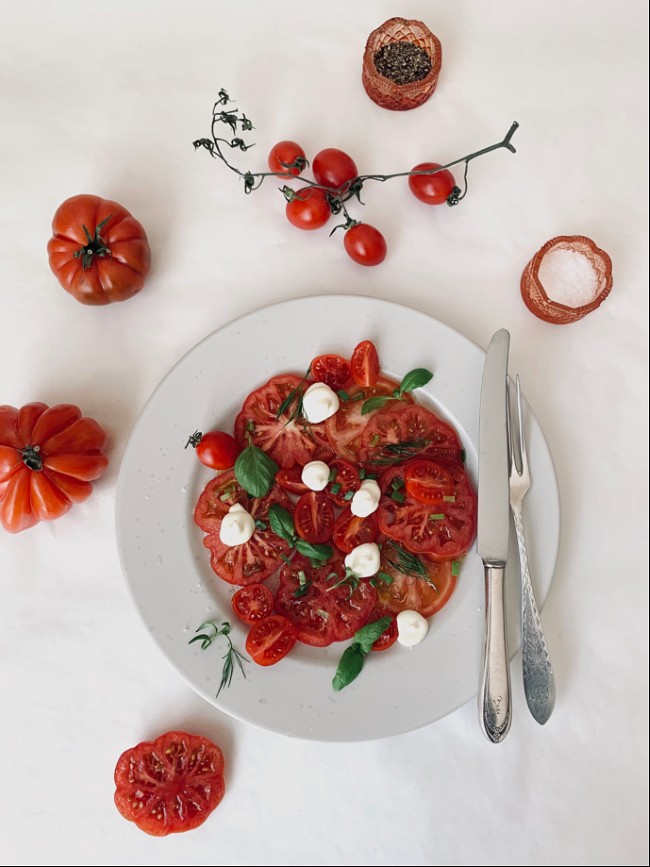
[362,17,442,111]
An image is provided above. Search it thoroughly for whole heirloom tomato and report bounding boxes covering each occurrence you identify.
[0,402,109,533]
[47,194,151,305]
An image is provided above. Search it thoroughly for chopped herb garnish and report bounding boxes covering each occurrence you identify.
[390,490,405,503]
[367,438,430,466]
[384,541,435,587]
[330,482,342,495]
[254,519,267,531]
[276,366,311,425]
[377,571,394,585]
[429,513,445,521]
[461,448,466,463]
[293,569,312,597]
[328,467,338,482]
[358,468,366,480]
[337,389,351,402]
[451,560,461,577]
[245,419,255,433]
[189,620,248,697]
[443,495,456,503]
[343,489,354,501]
[391,476,404,490]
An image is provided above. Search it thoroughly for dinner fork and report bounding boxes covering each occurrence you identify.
[508,376,556,725]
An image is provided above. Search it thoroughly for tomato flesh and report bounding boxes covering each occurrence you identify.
[294,491,335,544]
[246,614,297,665]
[377,550,456,618]
[113,731,225,836]
[310,354,351,391]
[332,507,378,554]
[405,459,455,504]
[360,404,463,465]
[231,584,274,624]
[370,611,398,652]
[275,466,309,495]
[325,458,360,507]
[351,340,381,387]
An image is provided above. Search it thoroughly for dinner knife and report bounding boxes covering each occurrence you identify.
[477,329,512,743]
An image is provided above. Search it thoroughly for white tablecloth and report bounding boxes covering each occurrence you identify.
[1,2,647,864]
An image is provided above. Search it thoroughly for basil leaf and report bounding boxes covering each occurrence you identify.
[295,539,333,565]
[361,395,393,416]
[332,644,365,691]
[268,503,296,544]
[354,616,393,654]
[399,368,433,395]
[234,443,278,498]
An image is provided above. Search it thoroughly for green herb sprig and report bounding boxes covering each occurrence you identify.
[384,541,437,590]
[361,368,433,415]
[189,620,248,697]
[234,435,278,497]
[268,503,333,567]
[332,617,393,691]
[367,438,430,467]
[276,367,311,426]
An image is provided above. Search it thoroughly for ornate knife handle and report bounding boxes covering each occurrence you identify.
[512,507,556,725]
[478,563,512,743]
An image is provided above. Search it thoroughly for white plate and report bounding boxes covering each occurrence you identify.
[116,296,560,742]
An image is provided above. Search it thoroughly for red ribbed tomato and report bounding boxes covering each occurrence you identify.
[0,402,108,533]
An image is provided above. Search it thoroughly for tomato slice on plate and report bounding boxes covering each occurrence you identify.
[246,614,297,665]
[378,462,477,560]
[294,491,335,543]
[274,555,377,646]
[114,730,225,836]
[202,485,292,585]
[325,458,360,507]
[325,376,412,462]
[360,404,463,465]
[193,470,247,533]
[275,466,309,495]
[234,374,331,468]
[231,583,274,624]
[405,459,455,504]
[377,547,456,618]
[332,507,378,554]
[351,340,380,387]
[310,354,352,391]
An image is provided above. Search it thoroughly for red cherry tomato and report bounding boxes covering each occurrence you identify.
[313,148,358,191]
[408,163,456,205]
[310,354,351,391]
[188,430,241,470]
[246,614,297,666]
[351,340,380,387]
[275,466,309,495]
[268,140,306,176]
[325,458,360,507]
[344,224,387,267]
[231,584,274,625]
[286,188,331,230]
[405,459,455,505]
[332,507,378,554]
[370,612,398,652]
[294,491,335,544]
[114,731,225,836]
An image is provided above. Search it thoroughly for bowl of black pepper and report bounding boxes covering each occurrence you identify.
[362,17,442,111]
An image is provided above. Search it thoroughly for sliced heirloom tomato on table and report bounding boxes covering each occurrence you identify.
[0,402,108,533]
[114,730,225,836]
[47,194,151,306]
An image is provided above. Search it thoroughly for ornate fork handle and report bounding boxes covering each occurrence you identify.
[512,505,556,724]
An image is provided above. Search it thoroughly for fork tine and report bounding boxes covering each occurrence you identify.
[515,375,527,471]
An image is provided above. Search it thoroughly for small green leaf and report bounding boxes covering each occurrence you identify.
[268,504,296,544]
[354,616,393,654]
[361,395,394,416]
[332,644,365,691]
[234,444,278,497]
[399,368,433,395]
[295,539,333,565]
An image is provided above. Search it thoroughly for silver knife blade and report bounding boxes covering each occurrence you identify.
[477,329,510,563]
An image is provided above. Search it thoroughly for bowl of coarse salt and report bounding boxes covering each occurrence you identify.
[520,235,613,324]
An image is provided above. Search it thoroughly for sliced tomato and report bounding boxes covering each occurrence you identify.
[332,507,378,554]
[294,491,335,543]
[246,614,297,666]
[377,550,456,617]
[325,376,412,462]
[114,730,225,836]
[203,486,292,585]
[360,404,463,465]
[231,584,274,624]
[325,458,360,507]
[351,340,380,387]
[275,466,309,495]
[274,555,377,646]
[234,374,331,468]
[377,462,477,560]
[369,610,398,651]
[405,459,455,504]
[193,470,247,533]
[310,354,351,391]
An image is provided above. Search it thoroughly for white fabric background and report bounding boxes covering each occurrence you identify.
[0,2,647,865]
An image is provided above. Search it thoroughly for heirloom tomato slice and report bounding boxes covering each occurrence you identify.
[360,404,463,465]
[113,730,225,836]
[193,470,247,533]
[377,548,456,618]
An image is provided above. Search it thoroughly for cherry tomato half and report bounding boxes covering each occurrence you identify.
[370,612,398,652]
[286,188,331,230]
[294,491,335,544]
[268,140,306,176]
[188,430,241,470]
[408,163,456,205]
[313,148,358,191]
[311,354,351,391]
[231,584,274,625]
[246,614,297,666]
[344,224,387,267]
[351,340,380,387]
[332,507,378,554]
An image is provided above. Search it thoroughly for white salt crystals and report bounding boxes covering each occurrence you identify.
[537,248,599,308]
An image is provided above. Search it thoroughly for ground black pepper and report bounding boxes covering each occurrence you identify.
[373,41,432,85]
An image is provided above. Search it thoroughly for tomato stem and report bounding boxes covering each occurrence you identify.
[20,444,43,471]
[73,214,114,271]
